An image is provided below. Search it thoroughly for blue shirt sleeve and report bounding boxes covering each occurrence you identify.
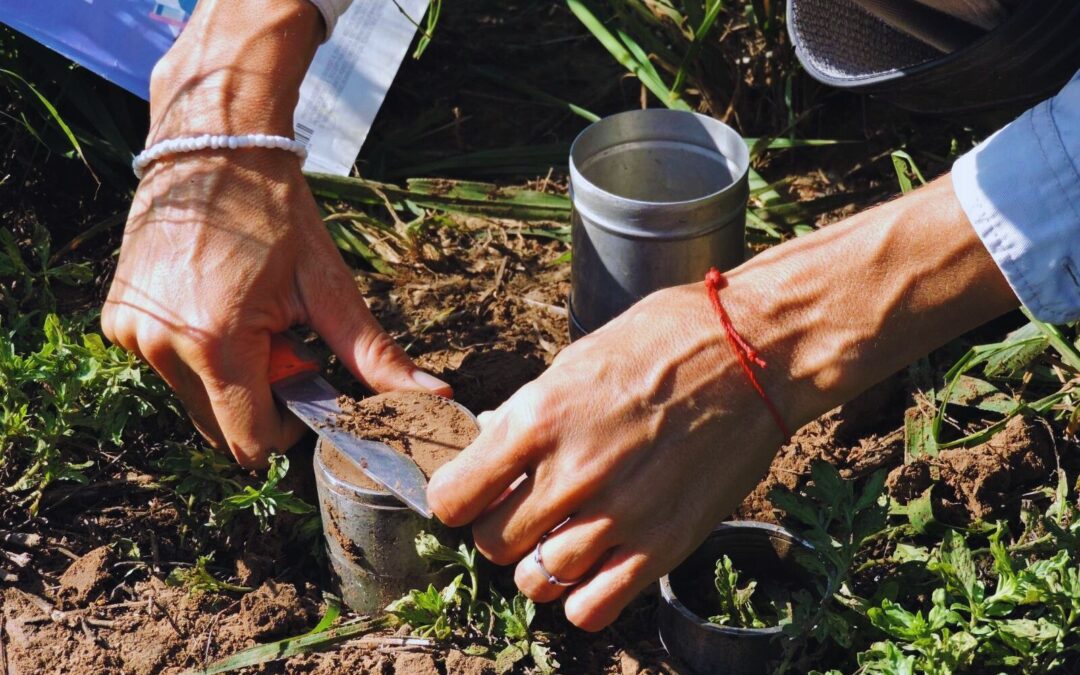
[952,71,1080,324]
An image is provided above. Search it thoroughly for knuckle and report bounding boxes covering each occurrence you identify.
[505,384,556,439]
[183,331,231,373]
[147,57,181,102]
[471,526,517,567]
[229,442,269,470]
[358,330,407,371]
[137,324,175,365]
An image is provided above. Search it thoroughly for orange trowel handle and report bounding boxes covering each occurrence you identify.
[268,333,320,384]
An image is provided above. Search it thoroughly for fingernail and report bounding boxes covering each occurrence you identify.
[412,369,451,393]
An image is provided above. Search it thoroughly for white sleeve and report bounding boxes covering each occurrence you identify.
[307,0,354,41]
[952,70,1080,324]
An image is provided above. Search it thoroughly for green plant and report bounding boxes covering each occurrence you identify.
[0,313,176,511]
[929,313,1078,451]
[211,455,316,533]
[771,462,889,671]
[166,554,253,595]
[387,532,559,674]
[709,554,790,628]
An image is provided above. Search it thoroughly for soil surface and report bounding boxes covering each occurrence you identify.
[1,2,1067,673]
[886,415,1053,526]
[323,391,480,492]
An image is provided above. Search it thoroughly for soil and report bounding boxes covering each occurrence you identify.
[1,2,1070,674]
[735,376,907,523]
[322,391,480,492]
[57,545,113,607]
[886,415,1053,526]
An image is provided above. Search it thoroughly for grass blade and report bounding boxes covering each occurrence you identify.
[567,0,692,112]
[307,174,571,222]
[191,615,384,675]
[0,68,96,180]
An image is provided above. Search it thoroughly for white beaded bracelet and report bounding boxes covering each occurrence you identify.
[132,134,309,179]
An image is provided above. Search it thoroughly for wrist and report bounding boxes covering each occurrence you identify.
[147,0,322,142]
[722,175,1017,430]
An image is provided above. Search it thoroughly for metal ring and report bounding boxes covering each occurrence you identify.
[532,532,583,587]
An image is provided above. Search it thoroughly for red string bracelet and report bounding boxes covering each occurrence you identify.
[705,267,791,439]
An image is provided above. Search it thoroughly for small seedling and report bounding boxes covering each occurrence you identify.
[211,455,316,533]
[708,554,792,629]
[387,532,559,674]
[166,554,253,595]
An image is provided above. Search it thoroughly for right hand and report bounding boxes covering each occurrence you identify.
[102,0,450,467]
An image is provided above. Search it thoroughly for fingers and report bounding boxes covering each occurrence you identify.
[513,514,618,604]
[428,385,553,527]
[187,332,307,467]
[472,473,584,565]
[563,547,663,632]
[103,300,226,446]
[104,301,305,467]
[300,255,451,397]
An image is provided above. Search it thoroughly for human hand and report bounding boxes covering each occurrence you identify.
[427,175,1019,631]
[428,278,794,631]
[102,0,450,467]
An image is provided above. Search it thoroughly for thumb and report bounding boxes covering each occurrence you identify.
[302,259,452,396]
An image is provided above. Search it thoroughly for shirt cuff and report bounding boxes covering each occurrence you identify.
[307,0,353,41]
[952,75,1080,325]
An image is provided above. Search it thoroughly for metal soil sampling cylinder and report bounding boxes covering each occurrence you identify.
[658,522,813,674]
[313,391,479,615]
[568,109,751,338]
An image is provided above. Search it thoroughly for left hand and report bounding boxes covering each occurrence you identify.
[427,278,793,631]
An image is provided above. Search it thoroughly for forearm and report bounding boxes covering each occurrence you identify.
[725,175,1018,429]
[148,0,323,141]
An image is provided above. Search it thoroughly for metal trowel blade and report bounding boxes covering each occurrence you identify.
[271,373,432,518]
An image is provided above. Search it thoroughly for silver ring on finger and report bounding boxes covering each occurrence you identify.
[533,532,582,587]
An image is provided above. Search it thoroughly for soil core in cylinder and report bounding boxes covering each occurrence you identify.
[321,391,479,492]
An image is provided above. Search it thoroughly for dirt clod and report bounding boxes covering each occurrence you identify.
[736,383,905,523]
[618,648,648,675]
[887,415,1053,524]
[232,581,314,640]
[445,649,497,675]
[323,390,480,491]
[393,651,441,675]
[58,545,113,607]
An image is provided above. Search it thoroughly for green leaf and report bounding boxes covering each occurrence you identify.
[566,0,693,112]
[904,405,939,460]
[195,617,385,674]
[891,150,927,194]
[0,68,95,178]
[891,487,938,535]
[982,323,1049,378]
[494,641,528,674]
[855,471,889,513]
[808,460,847,510]
[530,641,559,675]
[768,488,820,528]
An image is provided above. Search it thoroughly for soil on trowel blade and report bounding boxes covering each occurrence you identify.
[321,390,480,492]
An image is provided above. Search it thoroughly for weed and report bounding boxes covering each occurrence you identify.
[211,455,317,533]
[0,312,176,511]
[771,461,889,671]
[166,554,253,595]
[387,532,559,674]
[709,554,790,628]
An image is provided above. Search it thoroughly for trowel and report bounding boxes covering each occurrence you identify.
[267,333,432,518]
